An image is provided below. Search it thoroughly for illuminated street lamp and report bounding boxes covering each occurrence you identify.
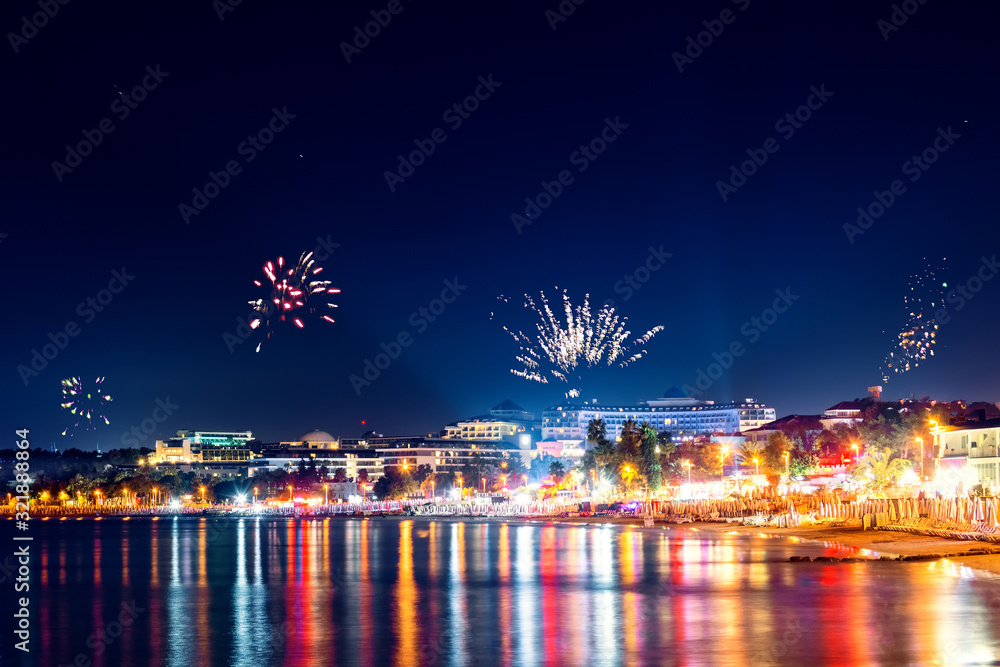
[719,447,729,481]
[753,458,759,476]
[851,443,859,464]
[590,468,596,492]
[929,420,941,471]
[431,480,436,499]
[287,485,293,503]
[683,460,692,486]
[782,452,789,479]
[253,487,259,506]
[501,475,507,489]
[482,477,487,493]
[324,484,329,506]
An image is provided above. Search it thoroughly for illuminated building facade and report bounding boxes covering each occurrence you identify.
[934,419,1000,485]
[542,389,775,443]
[149,429,256,464]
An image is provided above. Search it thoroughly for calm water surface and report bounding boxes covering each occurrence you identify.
[3,516,1000,666]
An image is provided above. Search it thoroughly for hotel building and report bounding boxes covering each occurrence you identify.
[149,429,256,464]
[541,388,775,443]
[375,436,512,474]
[442,400,537,449]
[935,419,1000,485]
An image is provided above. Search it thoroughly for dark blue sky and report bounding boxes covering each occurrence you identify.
[3,0,998,449]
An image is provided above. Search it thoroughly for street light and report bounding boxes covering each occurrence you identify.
[324,484,329,506]
[253,487,259,506]
[719,447,729,481]
[782,452,789,479]
[200,486,206,504]
[431,480,435,499]
[683,460,692,486]
[851,443,859,464]
[482,477,486,493]
[287,485,293,503]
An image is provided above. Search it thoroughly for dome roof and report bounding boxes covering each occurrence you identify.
[662,386,687,399]
[300,430,335,443]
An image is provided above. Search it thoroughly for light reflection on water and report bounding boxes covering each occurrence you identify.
[9,518,1000,666]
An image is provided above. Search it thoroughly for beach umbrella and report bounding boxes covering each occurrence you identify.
[988,500,999,530]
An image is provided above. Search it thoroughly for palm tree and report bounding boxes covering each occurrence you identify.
[548,461,565,479]
[854,447,910,497]
[736,441,761,467]
[587,419,607,446]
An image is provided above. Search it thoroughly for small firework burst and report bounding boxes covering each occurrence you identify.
[60,377,112,436]
[249,251,340,352]
[880,257,947,382]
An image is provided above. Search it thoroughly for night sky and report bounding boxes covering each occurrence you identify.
[4,1,998,449]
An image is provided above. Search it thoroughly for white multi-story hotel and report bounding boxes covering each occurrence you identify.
[935,419,1000,485]
[541,388,775,442]
[442,400,536,449]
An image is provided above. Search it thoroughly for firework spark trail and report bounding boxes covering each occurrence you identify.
[880,257,947,383]
[496,289,663,386]
[60,377,112,436]
[249,251,340,352]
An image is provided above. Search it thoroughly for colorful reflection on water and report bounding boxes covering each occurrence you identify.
[10,518,1000,666]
